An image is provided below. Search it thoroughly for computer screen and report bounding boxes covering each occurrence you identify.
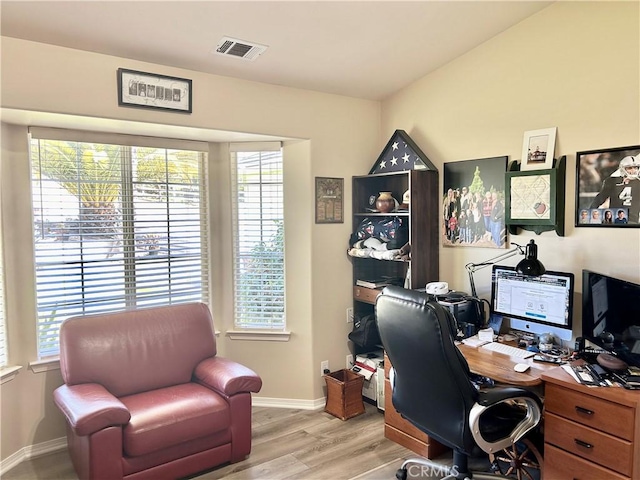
[490,265,574,341]
[582,270,640,367]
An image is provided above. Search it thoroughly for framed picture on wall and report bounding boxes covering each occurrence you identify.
[315,177,344,223]
[117,68,193,113]
[506,169,557,225]
[520,127,557,171]
[575,145,640,227]
[442,156,508,249]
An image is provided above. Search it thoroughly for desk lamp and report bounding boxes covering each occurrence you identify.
[465,239,545,322]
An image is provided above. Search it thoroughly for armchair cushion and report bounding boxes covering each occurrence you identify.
[120,383,231,457]
[59,302,218,397]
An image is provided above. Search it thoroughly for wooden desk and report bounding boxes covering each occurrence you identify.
[456,343,558,386]
[542,366,640,479]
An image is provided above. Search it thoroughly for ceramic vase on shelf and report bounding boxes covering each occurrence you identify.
[376,192,396,213]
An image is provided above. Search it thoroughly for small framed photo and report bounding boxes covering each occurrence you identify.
[117,68,192,113]
[520,127,557,171]
[576,145,640,227]
[315,177,344,224]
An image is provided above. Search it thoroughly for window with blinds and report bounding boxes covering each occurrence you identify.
[231,144,285,329]
[30,135,209,358]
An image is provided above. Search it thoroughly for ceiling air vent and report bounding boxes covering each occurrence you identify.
[213,36,268,61]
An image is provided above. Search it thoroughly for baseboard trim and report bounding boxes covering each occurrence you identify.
[0,437,67,475]
[253,396,326,410]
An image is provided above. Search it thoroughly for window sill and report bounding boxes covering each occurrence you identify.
[29,357,61,373]
[0,365,23,384]
[226,330,291,342]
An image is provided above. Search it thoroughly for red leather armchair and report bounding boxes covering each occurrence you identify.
[53,303,262,480]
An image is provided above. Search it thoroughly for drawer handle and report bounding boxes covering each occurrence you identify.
[574,406,594,415]
[574,439,593,449]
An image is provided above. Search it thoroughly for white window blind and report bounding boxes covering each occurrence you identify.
[30,135,209,358]
[231,144,285,329]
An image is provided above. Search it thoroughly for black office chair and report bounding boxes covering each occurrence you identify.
[376,286,543,480]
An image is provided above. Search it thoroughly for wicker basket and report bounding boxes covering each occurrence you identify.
[324,369,365,420]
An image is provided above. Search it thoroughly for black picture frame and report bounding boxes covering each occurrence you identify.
[117,68,192,113]
[442,155,508,249]
[575,145,640,227]
[315,177,344,224]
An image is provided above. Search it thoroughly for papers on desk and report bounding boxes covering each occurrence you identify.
[461,335,490,347]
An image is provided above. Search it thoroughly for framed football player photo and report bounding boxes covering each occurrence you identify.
[575,145,640,227]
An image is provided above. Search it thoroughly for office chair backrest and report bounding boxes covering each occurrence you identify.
[376,286,479,454]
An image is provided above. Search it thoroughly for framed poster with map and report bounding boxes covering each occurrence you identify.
[507,170,555,223]
[505,156,566,236]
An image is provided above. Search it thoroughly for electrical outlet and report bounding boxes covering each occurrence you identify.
[346,307,354,323]
[346,354,353,369]
[320,360,329,377]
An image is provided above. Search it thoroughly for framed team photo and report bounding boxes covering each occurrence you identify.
[575,145,640,227]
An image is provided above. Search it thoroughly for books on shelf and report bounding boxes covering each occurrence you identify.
[356,277,401,289]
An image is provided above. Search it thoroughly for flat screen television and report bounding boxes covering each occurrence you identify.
[582,270,640,367]
[490,265,574,342]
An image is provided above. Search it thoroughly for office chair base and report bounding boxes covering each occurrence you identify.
[489,437,543,480]
[396,456,502,480]
[396,453,538,480]
[396,457,461,480]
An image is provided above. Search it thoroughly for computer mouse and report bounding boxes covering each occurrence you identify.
[514,363,530,373]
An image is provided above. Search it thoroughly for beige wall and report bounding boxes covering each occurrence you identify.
[0,37,380,460]
[382,1,640,308]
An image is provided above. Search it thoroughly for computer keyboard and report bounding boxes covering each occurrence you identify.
[481,342,535,359]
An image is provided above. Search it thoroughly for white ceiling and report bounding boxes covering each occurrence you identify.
[1,1,553,101]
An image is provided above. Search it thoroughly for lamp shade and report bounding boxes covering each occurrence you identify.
[515,240,546,276]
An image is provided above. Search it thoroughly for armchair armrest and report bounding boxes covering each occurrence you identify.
[53,383,131,436]
[194,357,262,397]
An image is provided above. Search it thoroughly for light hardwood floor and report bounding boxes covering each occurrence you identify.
[3,403,467,480]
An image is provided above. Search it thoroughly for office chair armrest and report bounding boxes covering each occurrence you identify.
[471,387,542,454]
[477,386,541,408]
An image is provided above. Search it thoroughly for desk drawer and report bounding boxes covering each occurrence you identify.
[545,383,634,440]
[545,412,632,476]
[353,286,381,304]
[543,444,628,480]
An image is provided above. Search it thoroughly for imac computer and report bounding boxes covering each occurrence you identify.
[582,270,640,367]
[490,265,575,343]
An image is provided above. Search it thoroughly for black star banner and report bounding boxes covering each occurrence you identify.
[369,130,436,174]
